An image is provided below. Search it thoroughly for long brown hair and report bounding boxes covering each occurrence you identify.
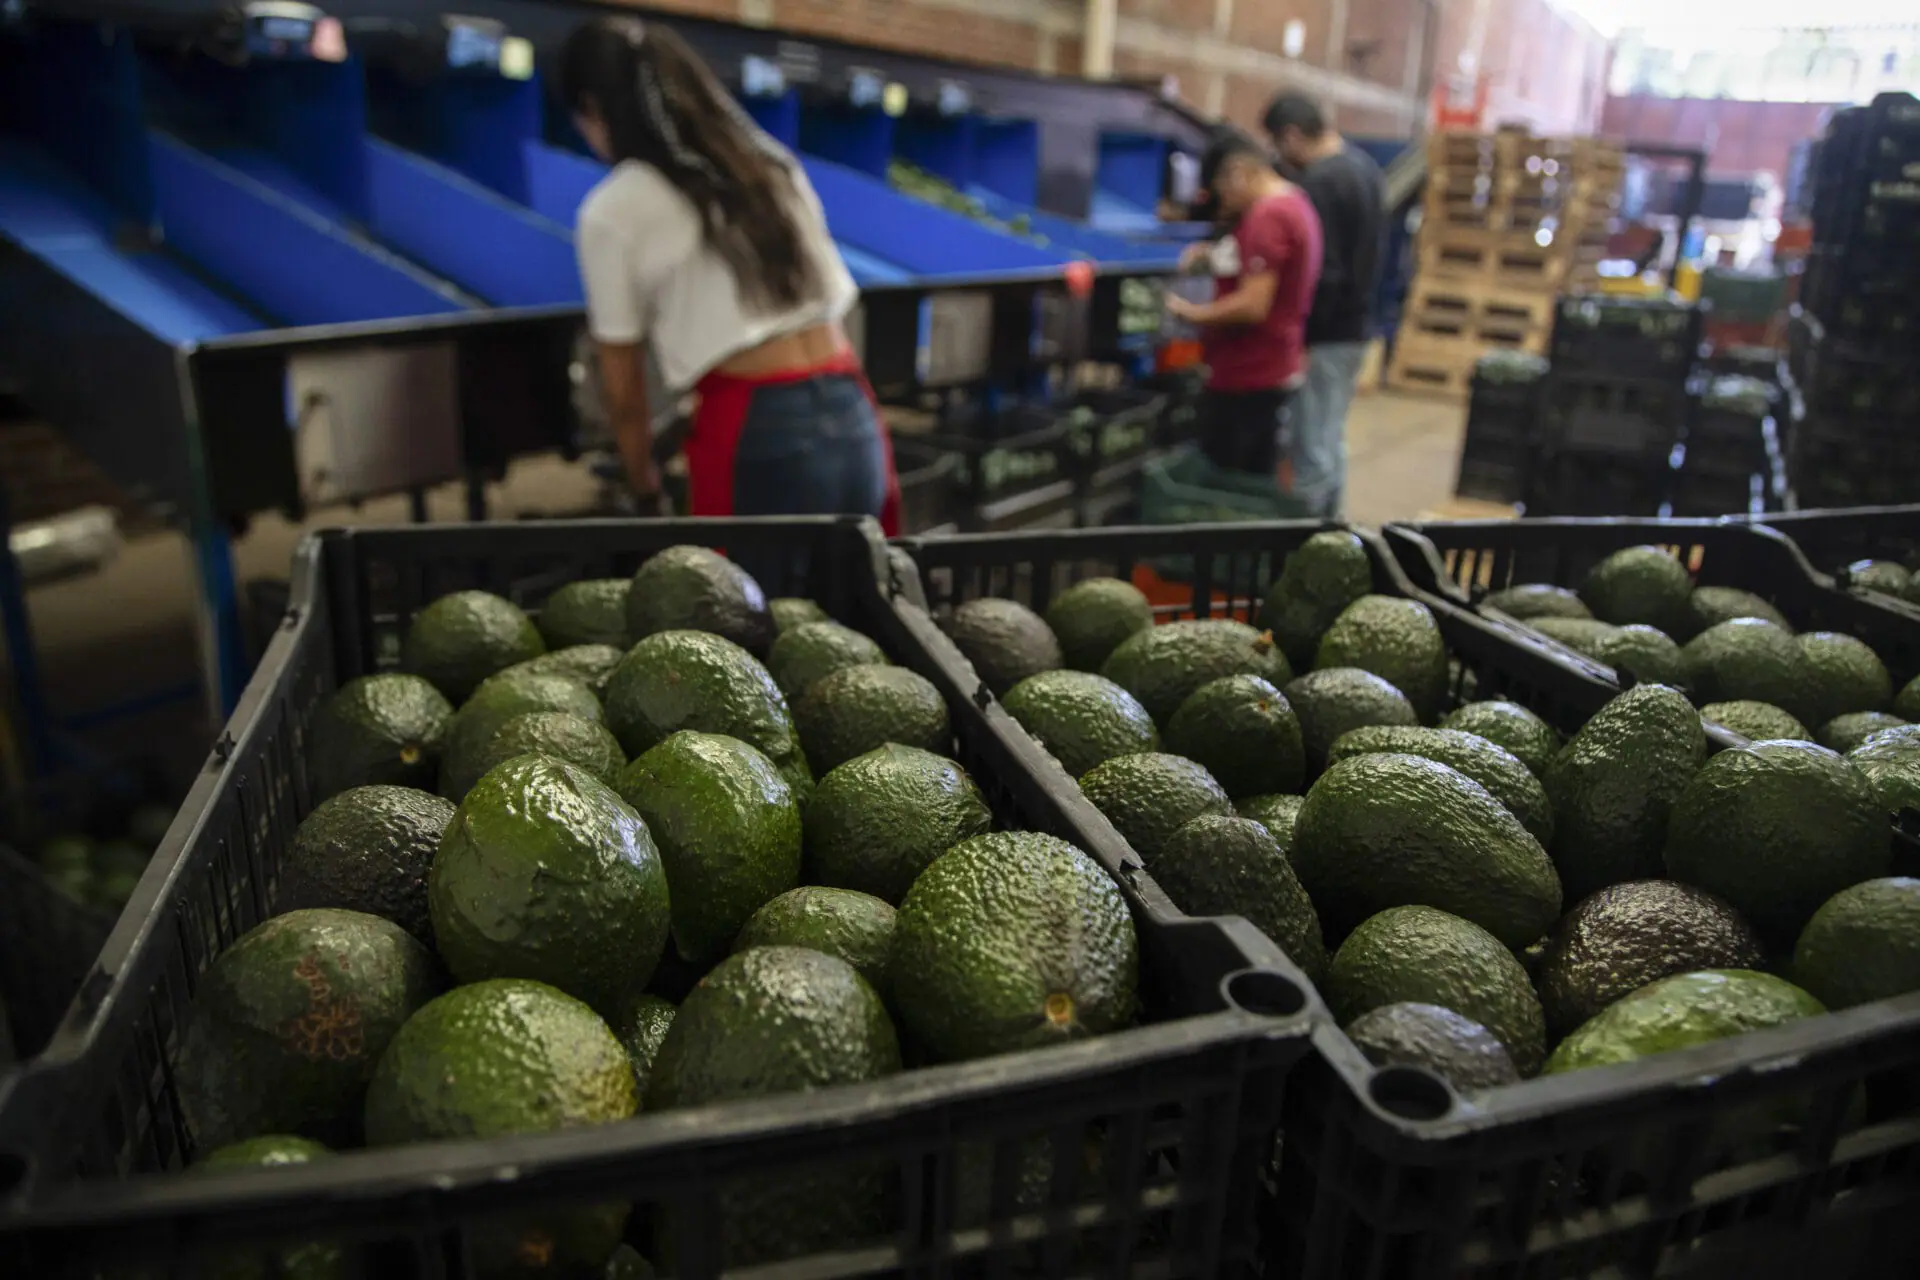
[559,17,817,311]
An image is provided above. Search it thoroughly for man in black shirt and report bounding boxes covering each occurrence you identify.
[1263,93,1385,518]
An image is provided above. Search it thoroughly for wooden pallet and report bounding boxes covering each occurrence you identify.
[1383,333,1487,400]
[1419,225,1605,291]
[1403,279,1554,345]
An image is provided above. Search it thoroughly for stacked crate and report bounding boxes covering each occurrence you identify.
[1389,130,1622,398]
[1790,91,1920,507]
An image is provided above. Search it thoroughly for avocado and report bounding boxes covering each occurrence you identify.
[802,744,993,905]
[1000,669,1160,777]
[770,597,830,634]
[1325,725,1553,845]
[648,946,900,1267]
[538,579,631,651]
[1078,752,1232,862]
[626,545,773,655]
[603,1245,657,1280]
[1796,631,1893,726]
[1237,793,1305,860]
[1664,740,1889,947]
[1680,618,1812,723]
[1044,577,1154,672]
[613,993,676,1097]
[1686,586,1792,639]
[402,591,545,703]
[1438,701,1562,778]
[195,1135,348,1280]
[1821,711,1909,754]
[1294,754,1561,948]
[1100,619,1290,726]
[1165,675,1305,799]
[496,644,626,698]
[1846,724,1920,817]
[1528,616,1619,652]
[947,598,1063,695]
[475,711,627,786]
[438,671,604,801]
[1580,546,1693,637]
[38,834,93,904]
[613,731,802,967]
[1792,877,1920,1009]
[793,664,950,775]
[1544,683,1707,901]
[1483,584,1591,621]
[431,756,671,1018]
[732,886,896,999]
[1314,595,1449,722]
[176,909,442,1149]
[364,978,635,1276]
[1256,530,1374,668]
[308,673,454,800]
[1284,667,1421,776]
[1897,673,1920,722]
[1536,880,1766,1038]
[1543,970,1823,1075]
[1588,624,1687,688]
[603,630,811,799]
[1151,814,1325,979]
[891,832,1137,1062]
[1845,559,1911,596]
[1343,1002,1520,1092]
[767,620,888,702]
[1701,701,1811,742]
[280,785,455,943]
[1325,905,1547,1075]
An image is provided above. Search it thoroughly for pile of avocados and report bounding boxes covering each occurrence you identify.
[30,802,176,915]
[180,545,1146,1276]
[948,532,1920,1109]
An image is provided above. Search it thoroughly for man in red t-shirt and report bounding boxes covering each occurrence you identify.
[1167,138,1324,478]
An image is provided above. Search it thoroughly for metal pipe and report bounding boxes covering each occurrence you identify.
[1084,0,1116,79]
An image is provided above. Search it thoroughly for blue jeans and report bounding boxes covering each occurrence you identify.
[1289,341,1366,518]
[731,374,887,518]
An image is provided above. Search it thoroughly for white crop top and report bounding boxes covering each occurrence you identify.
[575,146,859,392]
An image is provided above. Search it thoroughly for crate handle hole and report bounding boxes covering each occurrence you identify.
[1368,1065,1455,1121]
[1224,969,1305,1018]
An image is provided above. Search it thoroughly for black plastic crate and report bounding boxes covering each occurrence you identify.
[0,517,1314,1279]
[1756,505,1920,578]
[889,436,963,535]
[1549,296,1702,381]
[1063,388,1168,476]
[1453,449,1530,506]
[0,845,111,1062]
[1544,373,1693,457]
[1526,450,1671,518]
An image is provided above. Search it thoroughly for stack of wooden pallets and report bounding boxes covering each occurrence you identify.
[1388,129,1624,398]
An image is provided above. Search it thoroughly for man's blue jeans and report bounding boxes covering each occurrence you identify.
[1289,341,1366,518]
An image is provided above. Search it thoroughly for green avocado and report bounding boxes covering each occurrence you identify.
[1528,616,1619,653]
[1326,725,1553,845]
[1284,667,1420,777]
[732,886,897,999]
[1701,701,1811,742]
[438,670,604,802]
[1314,595,1449,722]
[538,579,631,651]
[1685,585,1791,639]
[1896,673,1920,722]
[1044,577,1154,672]
[1256,530,1374,668]
[1165,675,1305,799]
[948,598,1063,695]
[1820,711,1909,754]
[308,673,454,800]
[1438,700,1561,778]
[1792,877,1920,1009]
[402,591,545,703]
[470,712,626,790]
[1344,1002,1520,1093]
[767,620,888,702]
[1845,559,1912,597]
[195,1135,349,1280]
[770,597,830,634]
[1680,618,1813,724]
[1483,583,1591,621]
[613,993,676,1097]
[1544,970,1823,1075]
[1000,669,1160,778]
[793,664,950,775]
[1100,619,1290,726]
[626,545,774,655]
[802,744,993,905]
[1846,724,1920,817]
[1796,631,1892,726]
[1580,546,1693,637]
[1151,814,1325,979]
[1079,752,1232,862]
[495,645,626,698]
[280,785,455,944]
[1587,624,1687,688]
[1237,793,1305,861]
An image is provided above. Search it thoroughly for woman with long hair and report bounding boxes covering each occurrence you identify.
[558,16,897,527]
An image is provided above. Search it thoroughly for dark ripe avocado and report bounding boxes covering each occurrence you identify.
[613,994,676,1097]
[1664,740,1890,948]
[1702,701,1811,742]
[1820,711,1909,754]
[1100,619,1290,726]
[195,1135,347,1280]
[1327,725,1552,845]
[1439,701,1561,778]
[603,630,811,800]
[1680,618,1813,723]
[1001,669,1160,777]
[308,673,453,800]
[1152,815,1325,980]
[280,785,455,943]
[1344,1002,1520,1092]
[1846,724,1920,817]
[1044,577,1154,672]
[1544,683,1706,902]
[438,671,603,802]
[1536,880,1766,1038]
[793,664,949,774]
[802,744,993,905]
[1897,673,1920,722]
[1796,631,1893,726]
[770,597,830,634]
[626,544,773,654]
[1313,595,1449,722]
[497,645,626,699]
[1846,559,1912,596]
[768,620,888,702]
[1256,530,1374,669]
[402,591,545,703]
[364,979,635,1277]
[1587,624,1686,688]
[1284,668,1420,776]
[430,756,671,1018]
[613,731,802,967]
[1237,794,1305,861]
[1078,752,1232,862]
[1325,905,1547,1075]
[1792,877,1920,1010]
[1482,584,1591,622]
[538,579,631,651]
[891,832,1137,1063]
[1687,585,1792,639]
[947,597,1063,695]
[1544,970,1823,1075]
[1579,546,1693,636]
[470,713,626,790]
[1293,754,1561,949]
[1165,675,1306,799]
[732,886,897,999]
[176,908,442,1149]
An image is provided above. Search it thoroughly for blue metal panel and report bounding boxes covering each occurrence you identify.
[801,156,1065,278]
[239,59,373,223]
[745,92,800,148]
[800,103,894,178]
[1096,132,1168,214]
[523,140,606,226]
[967,186,1181,268]
[11,21,153,225]
[976,119,1039,208]
[895,114,976,187]
[836,243,913,286]
[425,74,544,205]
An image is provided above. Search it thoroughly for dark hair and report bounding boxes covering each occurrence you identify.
[558,17,816,311]
[1263,93,1327,139]
[1198,128,1267,192]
